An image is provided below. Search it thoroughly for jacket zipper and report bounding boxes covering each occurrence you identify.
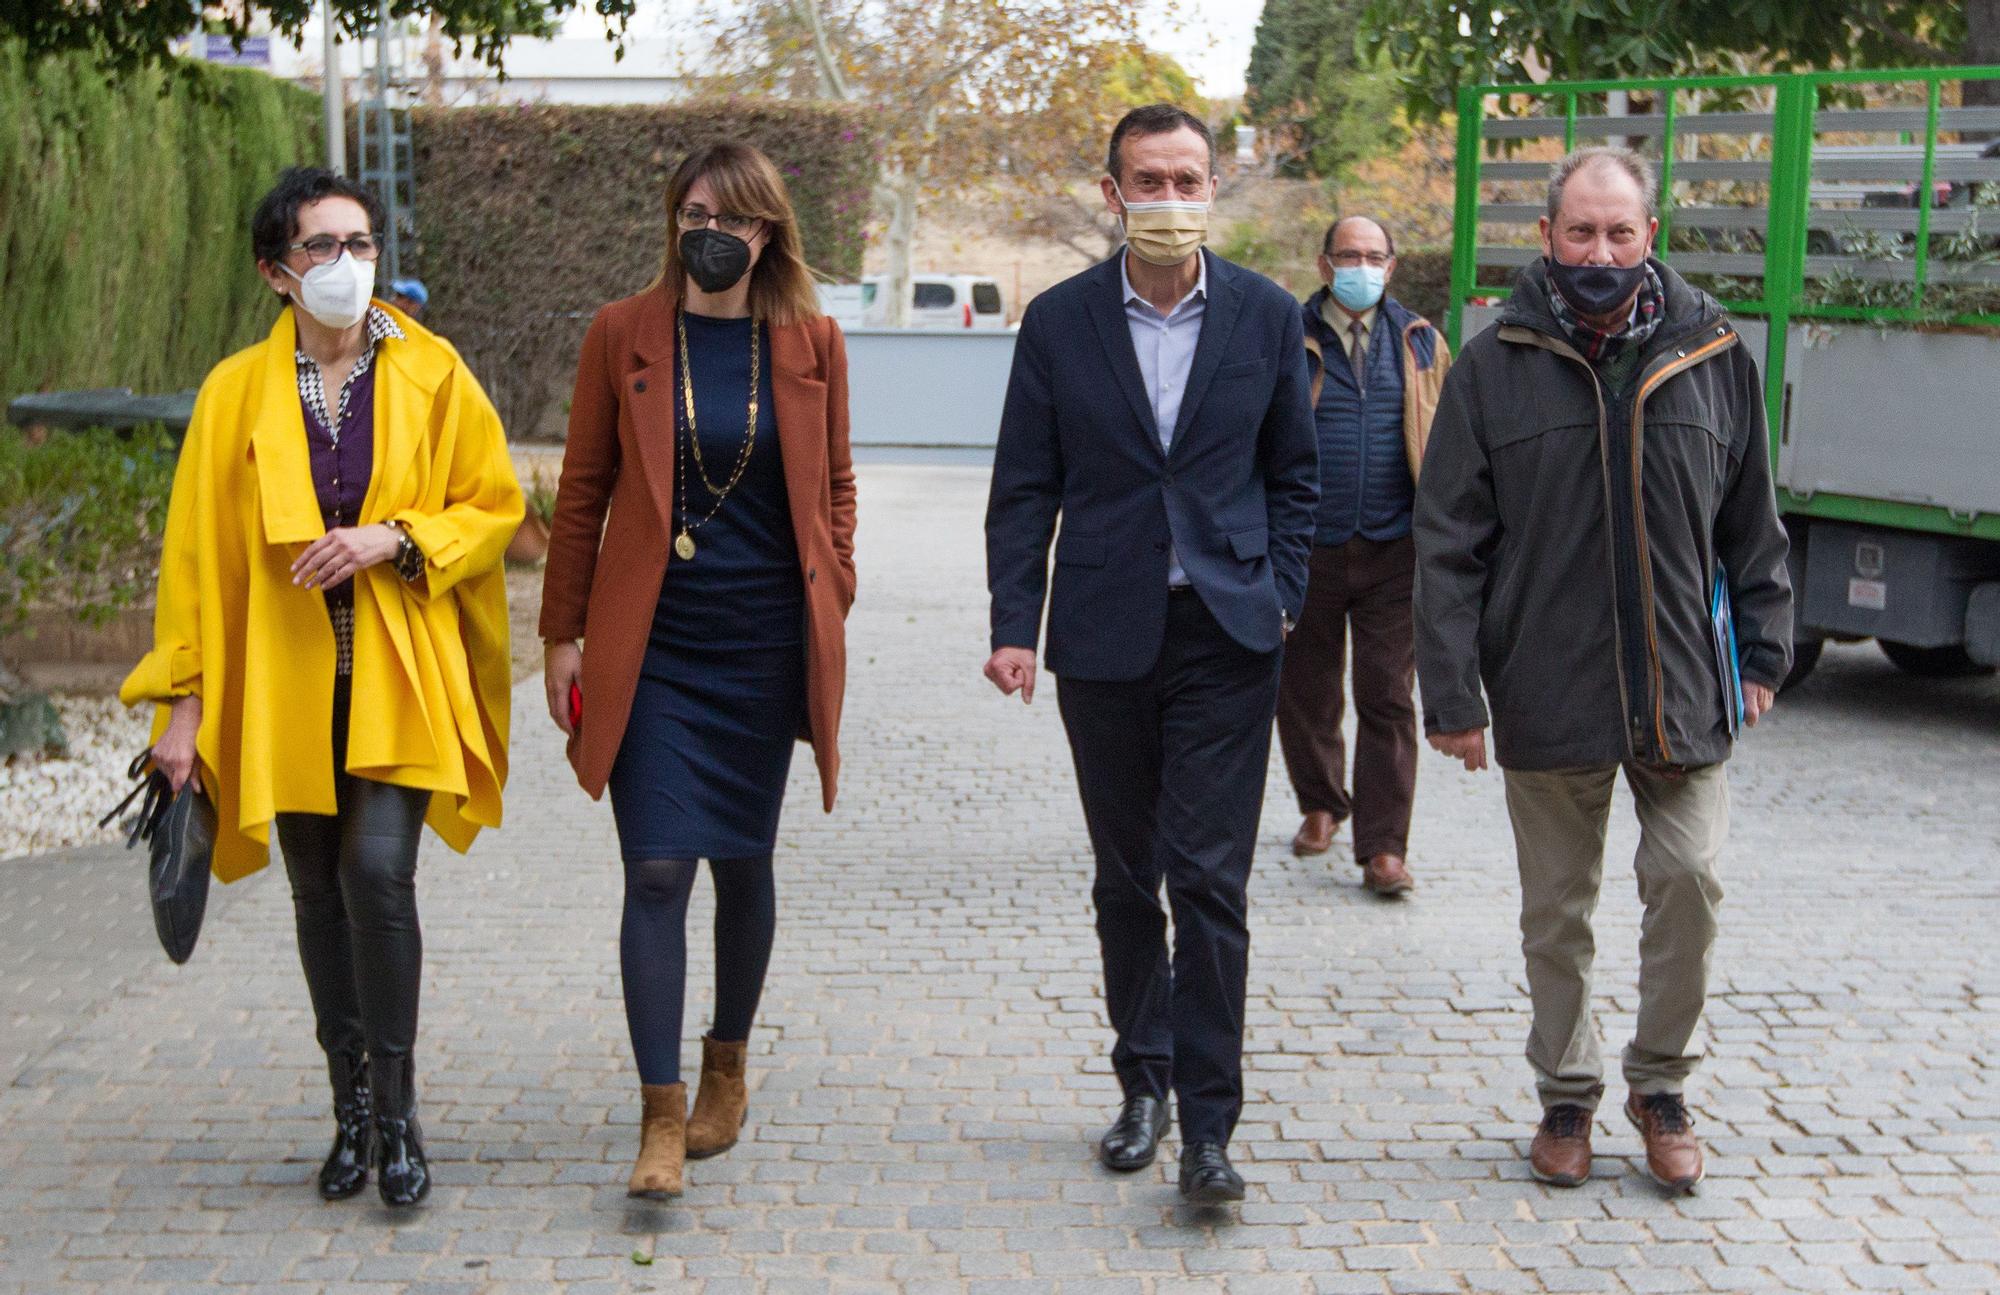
[1498,325,1640,757]
[1628,327,1740,764]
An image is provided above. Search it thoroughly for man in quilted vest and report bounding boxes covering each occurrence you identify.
[1277,215,1450,896]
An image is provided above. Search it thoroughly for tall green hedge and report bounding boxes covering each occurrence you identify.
[0,43,322,405]
[409,102,876,438]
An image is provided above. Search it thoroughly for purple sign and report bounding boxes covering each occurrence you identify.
[202,35,271,66]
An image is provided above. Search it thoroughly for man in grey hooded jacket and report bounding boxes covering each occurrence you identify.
[1414,147,1792,1194]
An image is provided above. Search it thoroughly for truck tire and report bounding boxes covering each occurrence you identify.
[1878,640,1998,678]
[1782,638,1824,691]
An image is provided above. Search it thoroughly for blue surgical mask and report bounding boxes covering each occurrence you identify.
[1331,265,1385,312]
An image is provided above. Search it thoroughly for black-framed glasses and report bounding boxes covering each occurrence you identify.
[1328,250,1392,268]
[286,234,383,264]
[676,206,762,237]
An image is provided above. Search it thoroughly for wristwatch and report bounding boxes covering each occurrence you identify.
[384,520,426,583]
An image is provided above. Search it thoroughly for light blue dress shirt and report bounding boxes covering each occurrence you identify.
[1120,248,1207,587]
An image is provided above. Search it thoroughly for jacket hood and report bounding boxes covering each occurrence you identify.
[1499,254,1725,342]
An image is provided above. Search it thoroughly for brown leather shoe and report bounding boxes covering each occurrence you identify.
[1625,1091,1704,1193]
[628,1082,686,1198]
[1529,1103,1593,1187]
[685,1034,748,1160]
[1291,812,1338,856]
[1360,854,1414,895]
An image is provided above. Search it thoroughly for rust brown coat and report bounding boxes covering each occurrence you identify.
[539,285,856,810]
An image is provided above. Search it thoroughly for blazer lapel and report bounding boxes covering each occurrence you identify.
[1171,250,1244,449]
[769,319,828,560]
[625,285,680,539]
[1081,254,1162,452]
[249,309,325,545]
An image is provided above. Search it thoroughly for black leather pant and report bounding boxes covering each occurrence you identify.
[274,676,429,1103]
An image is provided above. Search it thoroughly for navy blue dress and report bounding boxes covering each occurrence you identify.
[607,312,807,862]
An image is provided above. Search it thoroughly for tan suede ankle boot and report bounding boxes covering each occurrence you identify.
[685,1035,748,1160]
[628,1082,687,1198]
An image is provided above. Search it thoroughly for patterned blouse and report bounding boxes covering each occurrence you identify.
[295,307,408,676]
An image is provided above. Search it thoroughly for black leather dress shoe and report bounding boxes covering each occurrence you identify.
[1178,1142,1245,1204]
[1098,1095,1171,1172]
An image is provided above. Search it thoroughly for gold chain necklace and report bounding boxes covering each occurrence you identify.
[673,307,760,561]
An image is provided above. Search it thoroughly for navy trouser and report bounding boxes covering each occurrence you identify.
[1055,589,1283,1146]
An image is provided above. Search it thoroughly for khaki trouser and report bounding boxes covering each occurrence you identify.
[1502,763,1728,1111]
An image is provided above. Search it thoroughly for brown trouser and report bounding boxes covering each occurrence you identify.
[1503,763,1728,1111]
[1275,535,1419,861]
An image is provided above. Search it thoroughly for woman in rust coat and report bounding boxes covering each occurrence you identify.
[539,141,855,1198]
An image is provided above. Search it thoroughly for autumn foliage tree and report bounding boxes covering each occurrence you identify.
[697,0,1175,324]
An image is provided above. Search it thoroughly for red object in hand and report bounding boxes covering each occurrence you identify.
[569,682,583,729]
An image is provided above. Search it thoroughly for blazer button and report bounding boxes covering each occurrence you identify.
[634,379,647,393]
[1163,476,1175,488]
[1153,542,1167,553]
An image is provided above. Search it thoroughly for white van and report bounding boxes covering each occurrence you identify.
[858,273,1008,329]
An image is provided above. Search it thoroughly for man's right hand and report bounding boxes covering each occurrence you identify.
[1428,728,1488,772]
[545,640,583,736]
[983,647,1037,704]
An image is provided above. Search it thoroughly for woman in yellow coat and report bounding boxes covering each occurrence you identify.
[121,168,522,1208]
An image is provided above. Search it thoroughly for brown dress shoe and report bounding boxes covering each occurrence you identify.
[1292,811,1338,856]
[1529,1103,1593,1187]
[1625,1091,1704,1193]
[628,1082,687,1198]
[1360,854,1414,895]
[685,1035,749,1160]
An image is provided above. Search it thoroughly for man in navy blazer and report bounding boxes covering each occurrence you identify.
[983,104,1318,1205]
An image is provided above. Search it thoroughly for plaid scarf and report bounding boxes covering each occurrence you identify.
[1548,263,1666,363]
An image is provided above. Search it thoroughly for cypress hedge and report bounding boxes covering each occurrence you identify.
[409,102,876,438]
[0,43,322,405]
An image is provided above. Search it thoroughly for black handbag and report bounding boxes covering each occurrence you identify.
[99,751,217,965]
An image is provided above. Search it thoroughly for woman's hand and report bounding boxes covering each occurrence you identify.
[545,640,583,736]
[152,695,203,793]
[292,523,401,590]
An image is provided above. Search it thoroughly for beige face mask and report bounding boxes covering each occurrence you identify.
[1112,180,1210,267]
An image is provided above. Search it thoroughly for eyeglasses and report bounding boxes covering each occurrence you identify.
[676,206,762,237]
[286,234,383,264]
[1328,250,1392,268]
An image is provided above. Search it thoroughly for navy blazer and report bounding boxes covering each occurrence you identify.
[985,249,1320,682]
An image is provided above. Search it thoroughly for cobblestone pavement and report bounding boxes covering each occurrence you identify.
[3,463,1997,1295]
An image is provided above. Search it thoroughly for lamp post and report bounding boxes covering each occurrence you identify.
[322,0,346,173]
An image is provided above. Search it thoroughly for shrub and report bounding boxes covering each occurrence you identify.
[0,426,175,634]
[408,102,877,438]
[0,42,321,406]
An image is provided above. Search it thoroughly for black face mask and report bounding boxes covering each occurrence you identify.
[1547,255,1648,318]
[680,228,753,295]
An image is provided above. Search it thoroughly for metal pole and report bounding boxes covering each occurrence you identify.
[323,0,346,173]
[377,9,400,280]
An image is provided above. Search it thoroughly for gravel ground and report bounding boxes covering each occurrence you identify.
[0,692,153,859]
[0,566,549,865]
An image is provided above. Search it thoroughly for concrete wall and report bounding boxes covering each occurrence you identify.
[844,329,1016,448]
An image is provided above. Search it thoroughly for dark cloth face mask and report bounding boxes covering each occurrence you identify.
[1547,255,1648,318]
[679,228,753,295]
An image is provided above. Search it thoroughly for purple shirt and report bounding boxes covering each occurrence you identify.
[302,359,376,613]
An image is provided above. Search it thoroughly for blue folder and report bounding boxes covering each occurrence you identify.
[1710,562,1745,736]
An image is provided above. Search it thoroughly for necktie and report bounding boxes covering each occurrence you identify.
[1350,320,1368,396]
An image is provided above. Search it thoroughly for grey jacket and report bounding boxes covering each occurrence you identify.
[1413,257,1793,771]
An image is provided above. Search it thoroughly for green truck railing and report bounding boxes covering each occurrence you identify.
[1449,67,2000,544]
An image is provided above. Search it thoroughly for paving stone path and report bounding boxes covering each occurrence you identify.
[2,463,1996,1294]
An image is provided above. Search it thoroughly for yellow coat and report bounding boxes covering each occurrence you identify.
[120,304,524,882]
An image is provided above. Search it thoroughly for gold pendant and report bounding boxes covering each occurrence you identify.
[675,531,696,561]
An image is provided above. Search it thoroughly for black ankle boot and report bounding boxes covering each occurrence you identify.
[369,1052,430,1207]
[318,1052,372,1201]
